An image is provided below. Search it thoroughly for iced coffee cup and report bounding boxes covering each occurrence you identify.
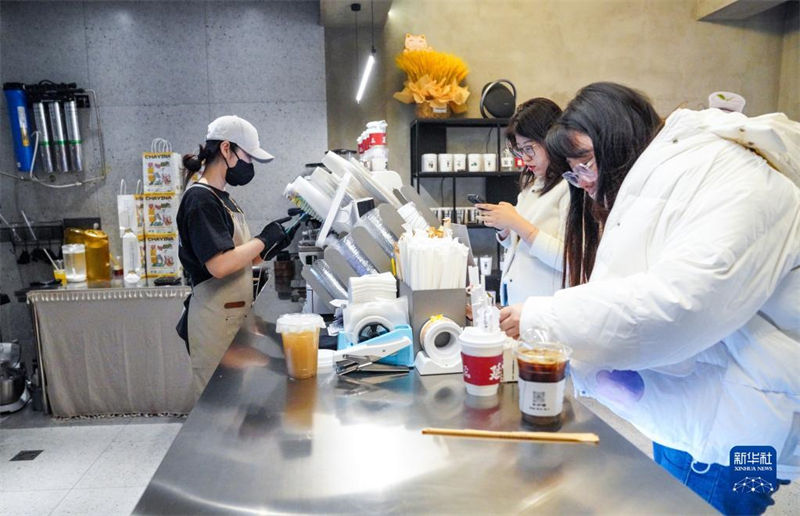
[516,342,572,427]
[276,313,326,380]
[459,327,506,396]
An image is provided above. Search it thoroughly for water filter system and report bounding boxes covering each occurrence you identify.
[31,101,55,173]
[2,83,34,173]
[2,81,100,179]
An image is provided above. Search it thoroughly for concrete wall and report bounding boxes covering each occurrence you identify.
[778,1,799,117]
[326,0,796,186]
[0,0,326,357]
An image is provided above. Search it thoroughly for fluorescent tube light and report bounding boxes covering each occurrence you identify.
[355,52,375,104]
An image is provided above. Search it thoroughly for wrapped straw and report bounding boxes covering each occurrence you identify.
[397,228,468,290]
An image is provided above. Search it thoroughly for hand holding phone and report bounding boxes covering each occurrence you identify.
[467,194,487,205]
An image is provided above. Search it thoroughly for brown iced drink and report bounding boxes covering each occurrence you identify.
[517,346,571,427]
[282,330,319,380]
[276,313,325,380]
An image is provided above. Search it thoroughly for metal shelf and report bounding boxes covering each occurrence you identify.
[410,117,510,129]
[418,171,519,178]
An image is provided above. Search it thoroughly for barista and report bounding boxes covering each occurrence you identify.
[177,115,295,397]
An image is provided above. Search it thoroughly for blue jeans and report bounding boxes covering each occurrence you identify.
[653,442,786,515]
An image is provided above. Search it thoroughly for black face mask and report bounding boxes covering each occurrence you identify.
[223,150,255,186]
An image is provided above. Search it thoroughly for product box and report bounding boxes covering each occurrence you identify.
[143,193,178,234]
[144,234,180,278]
[142,152,181,193]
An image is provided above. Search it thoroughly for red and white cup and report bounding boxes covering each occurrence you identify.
[459,327,506,396]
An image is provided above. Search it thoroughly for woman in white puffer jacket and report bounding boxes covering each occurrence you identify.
[499,82,800,515]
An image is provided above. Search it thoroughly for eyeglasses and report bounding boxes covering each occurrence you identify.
[507,142,537,160]
[561,159,596,188]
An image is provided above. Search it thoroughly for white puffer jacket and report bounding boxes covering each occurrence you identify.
[519,109,800,478]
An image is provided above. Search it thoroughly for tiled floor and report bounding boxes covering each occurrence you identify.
[0,406,183,516]
[2,401,797,515]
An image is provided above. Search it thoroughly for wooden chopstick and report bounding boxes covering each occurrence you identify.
[421,427,599,444]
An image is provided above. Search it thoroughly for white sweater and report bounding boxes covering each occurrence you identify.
[499,178,569,305]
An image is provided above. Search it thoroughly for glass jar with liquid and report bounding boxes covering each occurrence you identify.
[64,227,111,282]
[62,244,87,282]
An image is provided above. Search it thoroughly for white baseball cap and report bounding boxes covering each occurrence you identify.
[206,115,274,162]
[708,91,746,113]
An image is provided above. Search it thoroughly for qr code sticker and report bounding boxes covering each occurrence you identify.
[532,391,545,403]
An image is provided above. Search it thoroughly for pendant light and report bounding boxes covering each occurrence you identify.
[353,1,376,103]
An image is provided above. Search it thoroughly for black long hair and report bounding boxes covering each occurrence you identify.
[545,82,662,287]
[505,98,568,194]
[182,140,239,186]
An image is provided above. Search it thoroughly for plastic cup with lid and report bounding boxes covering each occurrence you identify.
[276,313,326,380]
[516,338,572,427]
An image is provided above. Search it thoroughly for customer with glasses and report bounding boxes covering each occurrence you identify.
[498,82,799,514]
[476,98,570,304]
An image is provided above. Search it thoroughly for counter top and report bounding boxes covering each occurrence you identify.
[134,288,713,514]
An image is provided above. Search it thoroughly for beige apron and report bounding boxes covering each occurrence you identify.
[187,182,253,398]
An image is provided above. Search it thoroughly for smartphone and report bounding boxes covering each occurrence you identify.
[467,194,486,205]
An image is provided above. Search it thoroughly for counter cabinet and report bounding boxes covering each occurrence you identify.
[28,285,194,417]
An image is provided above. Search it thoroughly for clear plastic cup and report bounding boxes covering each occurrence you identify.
[516,342,572,427]
[276,313,326,380]
[53,259,67,286]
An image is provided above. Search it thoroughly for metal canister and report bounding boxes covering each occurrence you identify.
[32,101,55,173]
[47,100,70,172]
[63,98,83,172]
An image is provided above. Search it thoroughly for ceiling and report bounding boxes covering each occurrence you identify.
[319,0,392,28]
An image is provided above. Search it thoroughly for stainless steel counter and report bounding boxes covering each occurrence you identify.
[135,288,713,514]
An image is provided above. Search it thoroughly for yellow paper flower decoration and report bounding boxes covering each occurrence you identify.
[394,49,470,118]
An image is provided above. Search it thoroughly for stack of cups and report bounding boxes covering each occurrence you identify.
[459,327,506,396]
[276,313,326,380]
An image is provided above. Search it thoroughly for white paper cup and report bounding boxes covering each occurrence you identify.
[479,255,492,276]
[421,153,437,172]
[453,153,467,172]
[459,327,506,396]
[438,153,454,172]
[468,153,482,172]
[483,153,497,172]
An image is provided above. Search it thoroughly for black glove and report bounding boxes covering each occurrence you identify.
[256,221,289,261]
[285,220,301,241]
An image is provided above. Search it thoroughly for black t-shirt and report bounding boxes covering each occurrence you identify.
[177,183,242,286]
